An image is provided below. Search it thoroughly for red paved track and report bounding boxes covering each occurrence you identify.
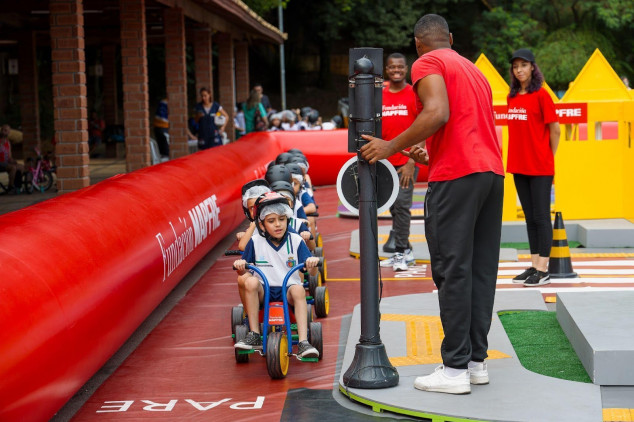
[70,184,634,420]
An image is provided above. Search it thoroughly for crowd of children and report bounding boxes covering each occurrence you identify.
[232,149,322,358]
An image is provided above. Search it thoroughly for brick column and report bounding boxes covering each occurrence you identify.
[216,32,235,142]
[102,44,119,125]
[163,7,188,158]
[50,0,89,192]
[120,0,150,171]
[235,41,249,105]
[18,31,41,158]
[194,28,213,101]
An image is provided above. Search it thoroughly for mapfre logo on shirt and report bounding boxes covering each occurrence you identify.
[382,104,410,117]
[507,107,527,121]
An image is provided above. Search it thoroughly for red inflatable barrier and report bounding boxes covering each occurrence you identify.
[270,129,428,184]
[0,129,428,420]
[0,135,278,421]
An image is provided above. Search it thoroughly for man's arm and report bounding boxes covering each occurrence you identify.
[360,74,449,164]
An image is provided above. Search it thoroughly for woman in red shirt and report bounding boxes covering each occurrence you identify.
[506,48,560,287]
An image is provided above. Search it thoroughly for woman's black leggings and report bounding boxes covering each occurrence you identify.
[513,174,553,257]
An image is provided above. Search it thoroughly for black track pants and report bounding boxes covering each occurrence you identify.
[513,174,553,257]
[425,172,504,369]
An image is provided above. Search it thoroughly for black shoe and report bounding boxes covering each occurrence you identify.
[234,331,262,350]
[297,340,319,358]
[383,230,397,253]
[523,271,550,287]
[513,267,537,283]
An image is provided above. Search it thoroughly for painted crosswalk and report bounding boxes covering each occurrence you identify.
[496,259,634,293]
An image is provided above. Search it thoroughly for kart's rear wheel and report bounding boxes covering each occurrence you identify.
[314,286,329,318]
[308,273,321,297]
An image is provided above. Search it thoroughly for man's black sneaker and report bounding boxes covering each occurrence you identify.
[297,340,319,358]
[523,270,551,287]
[234,331,263,350]
[513,267,537,283]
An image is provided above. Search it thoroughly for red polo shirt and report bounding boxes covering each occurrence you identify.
[382,84,420,167]
[506,87,557,175]
[411,48,504,182]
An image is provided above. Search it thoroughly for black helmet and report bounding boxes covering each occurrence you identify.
[308,109,320,124]
[300,107,313,119]
[286,162,303,177]
[241,179,270,221]
[275,152,293,165]
[289,154,309,172]
[269,180,296,209]
[265,164,292,185]
[332,115,343,128]
[287,148,304,156]
[253,191,293,240]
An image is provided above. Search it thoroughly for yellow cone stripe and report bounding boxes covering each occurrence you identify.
[603,408,634,421]
[553,229,568,241]
[551,246,572,258]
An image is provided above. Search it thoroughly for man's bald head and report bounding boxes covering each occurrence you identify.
[414,14,450,44]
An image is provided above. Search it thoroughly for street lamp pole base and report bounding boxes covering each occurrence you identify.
[342,343,399,389]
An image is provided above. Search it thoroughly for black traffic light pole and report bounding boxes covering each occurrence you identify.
[342,48,399,389]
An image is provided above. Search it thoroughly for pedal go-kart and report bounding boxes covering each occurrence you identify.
[231,262,324,379]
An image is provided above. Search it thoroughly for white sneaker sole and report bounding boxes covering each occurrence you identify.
[414,381,471,394]
[234,343,262,350]
[524,279,551,287]
[393,265,408,271]
[470,374,489,385]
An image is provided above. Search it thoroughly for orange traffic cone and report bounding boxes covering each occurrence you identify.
[548,212,578,278]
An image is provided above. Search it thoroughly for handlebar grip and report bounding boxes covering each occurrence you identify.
[306,212,319,217]
[225,249,243,256]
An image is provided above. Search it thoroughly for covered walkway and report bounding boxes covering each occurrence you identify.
[0,0,283,192]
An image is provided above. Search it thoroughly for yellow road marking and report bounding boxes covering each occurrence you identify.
[603,408,634,421]
[382,314,511,367]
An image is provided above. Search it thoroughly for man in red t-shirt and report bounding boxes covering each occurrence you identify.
[379,53,420,271]
[361,14,504,395]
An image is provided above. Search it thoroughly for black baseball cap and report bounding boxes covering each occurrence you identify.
[509,48,535,63]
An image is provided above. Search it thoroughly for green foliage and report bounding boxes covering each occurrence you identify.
[472,5,545,74]
[537,28,619,91]
[243,0,291,16]
[471,0,633,88]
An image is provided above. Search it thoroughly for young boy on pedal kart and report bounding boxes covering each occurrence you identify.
[233,191,320,358]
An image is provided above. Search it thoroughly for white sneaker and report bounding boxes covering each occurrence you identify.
[380,255,396,267]
[413,365,471,394]
[392,253,408,271]
[468,361,489,385]
[404,248,415,265]
[380,249,415,267]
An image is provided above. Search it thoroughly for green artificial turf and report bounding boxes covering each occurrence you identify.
[501,241,581,249]
[498,311,592,383]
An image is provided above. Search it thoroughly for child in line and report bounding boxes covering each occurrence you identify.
[236,179,271,250]
[233,192,320,358]
[269,179,316,251]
